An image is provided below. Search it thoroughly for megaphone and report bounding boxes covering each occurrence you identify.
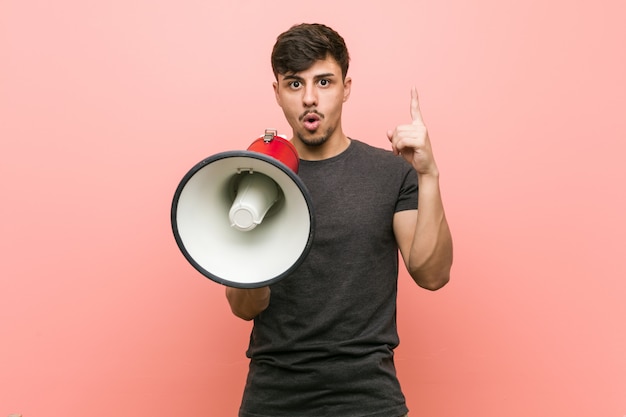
[171,129,314,288]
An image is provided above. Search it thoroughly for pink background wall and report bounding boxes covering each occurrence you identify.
[1,0,625,415]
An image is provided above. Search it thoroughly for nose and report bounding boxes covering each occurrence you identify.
[302,84,317,107]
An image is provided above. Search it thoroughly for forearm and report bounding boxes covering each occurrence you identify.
[225,287,271,321]
[408,173,453,290]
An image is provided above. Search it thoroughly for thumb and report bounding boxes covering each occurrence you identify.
[387,129,399,155]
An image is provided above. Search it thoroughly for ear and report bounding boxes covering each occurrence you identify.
[342,77,352,103]
[273,81,282,107]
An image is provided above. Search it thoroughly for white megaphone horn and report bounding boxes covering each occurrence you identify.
[171,129,315,288]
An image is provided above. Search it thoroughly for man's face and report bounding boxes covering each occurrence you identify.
[273,55,351,147]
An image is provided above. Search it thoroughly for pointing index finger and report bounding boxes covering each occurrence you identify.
[410,86,424,124]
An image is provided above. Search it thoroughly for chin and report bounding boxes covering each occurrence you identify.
[297,130,331,147]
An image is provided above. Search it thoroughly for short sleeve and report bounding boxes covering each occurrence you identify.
[395,168,418,212]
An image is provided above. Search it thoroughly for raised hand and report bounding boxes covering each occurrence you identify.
[387,87,439,177]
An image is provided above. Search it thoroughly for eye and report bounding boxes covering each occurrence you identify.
[288,80,302,89]
[319,79,330,87]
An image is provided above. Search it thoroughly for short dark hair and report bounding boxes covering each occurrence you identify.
[271,23,350,80]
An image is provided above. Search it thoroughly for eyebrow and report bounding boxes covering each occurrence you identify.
[282,72,337,82]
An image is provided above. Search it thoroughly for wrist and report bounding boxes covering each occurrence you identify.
[417,169,440,184]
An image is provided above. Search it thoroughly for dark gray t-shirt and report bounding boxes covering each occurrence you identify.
[239,139,419,417]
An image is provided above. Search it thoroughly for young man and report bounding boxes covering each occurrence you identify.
[226,23,453,417]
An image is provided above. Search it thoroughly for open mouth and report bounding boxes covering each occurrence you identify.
[301,111,322,131]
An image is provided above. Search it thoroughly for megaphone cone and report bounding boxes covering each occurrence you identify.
[171,130,314,288]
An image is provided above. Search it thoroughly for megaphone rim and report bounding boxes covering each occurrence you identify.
[171,150,315,289]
